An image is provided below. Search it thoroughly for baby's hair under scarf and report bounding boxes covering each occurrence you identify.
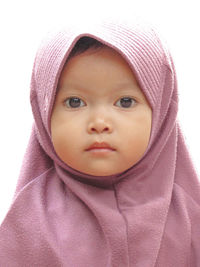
[0,18,200,266]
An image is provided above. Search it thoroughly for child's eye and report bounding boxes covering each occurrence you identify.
[64,97,86,108]
[115,97,137,108]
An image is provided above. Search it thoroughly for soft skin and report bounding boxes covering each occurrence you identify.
[51,47,152,176]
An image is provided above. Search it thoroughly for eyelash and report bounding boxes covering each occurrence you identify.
[64,96,137,109]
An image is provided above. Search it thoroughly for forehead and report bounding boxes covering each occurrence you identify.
[58,47,140,88]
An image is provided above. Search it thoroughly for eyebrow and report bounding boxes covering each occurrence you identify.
[59,81,139,93]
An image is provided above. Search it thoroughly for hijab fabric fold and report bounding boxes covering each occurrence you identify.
[0,18,200,266]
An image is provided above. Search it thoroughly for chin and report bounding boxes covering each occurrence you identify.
[81,168,125,177]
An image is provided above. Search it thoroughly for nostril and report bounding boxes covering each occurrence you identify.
[101,127,110,132]
[91,127,109,132]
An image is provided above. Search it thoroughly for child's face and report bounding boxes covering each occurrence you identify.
[51,47,152,176]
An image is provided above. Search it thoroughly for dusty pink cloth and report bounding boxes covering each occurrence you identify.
[0,18,200,266]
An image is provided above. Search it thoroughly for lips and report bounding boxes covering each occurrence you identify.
[85,142,116,151]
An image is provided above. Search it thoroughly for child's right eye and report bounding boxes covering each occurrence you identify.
[64,97,86,108]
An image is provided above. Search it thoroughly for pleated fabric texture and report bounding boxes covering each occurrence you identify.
[0,18,200,266]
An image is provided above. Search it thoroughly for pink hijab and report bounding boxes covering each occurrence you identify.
[0,18,200,266]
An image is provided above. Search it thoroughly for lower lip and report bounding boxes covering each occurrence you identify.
[86,148,115,155]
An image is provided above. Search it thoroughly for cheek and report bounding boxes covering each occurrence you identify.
[51,115,85,161]
[51,129,77,164]
[121,112,152,157]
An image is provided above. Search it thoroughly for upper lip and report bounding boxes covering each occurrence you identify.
[85,142,116,151]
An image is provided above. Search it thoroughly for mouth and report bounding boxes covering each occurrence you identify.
[85,142,116,153]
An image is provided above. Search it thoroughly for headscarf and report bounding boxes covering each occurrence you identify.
[0,17,200,266]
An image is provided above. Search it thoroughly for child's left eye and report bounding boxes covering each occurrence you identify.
[115,97,137,108]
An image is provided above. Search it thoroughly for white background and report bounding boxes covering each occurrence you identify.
[0,0,200,224]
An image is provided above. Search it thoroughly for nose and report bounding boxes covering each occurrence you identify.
[87,118,113,134]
